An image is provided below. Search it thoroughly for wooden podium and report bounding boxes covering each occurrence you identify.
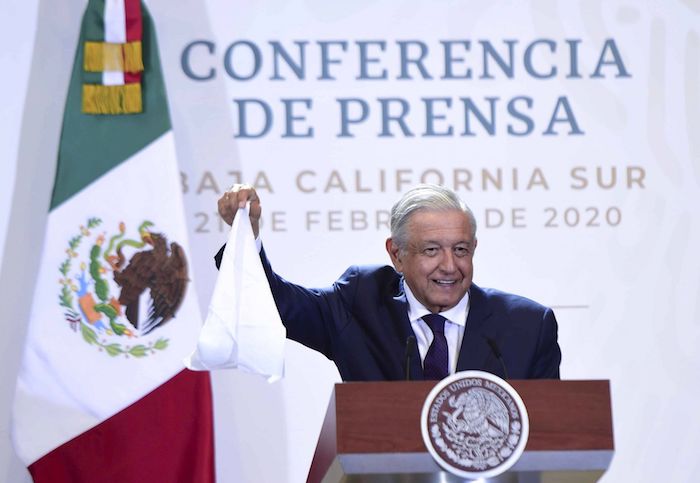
[308,380,614,483]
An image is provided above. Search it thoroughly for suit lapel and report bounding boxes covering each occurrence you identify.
[385,278,424,381]
[457,284,498,372]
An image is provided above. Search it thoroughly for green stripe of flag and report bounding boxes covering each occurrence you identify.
[81,0,105,85]
[82,0,105,42]
[51,2,169,210]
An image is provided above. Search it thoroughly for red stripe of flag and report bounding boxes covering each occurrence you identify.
[124,0,142,84]
[28,370,215,483]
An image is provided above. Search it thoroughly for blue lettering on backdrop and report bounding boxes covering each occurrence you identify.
[440,40,472,79]
[182,38,631,82]
[524,39,557,79]
[224,41,261,80]
[397,40,432,80]
[181,40,215,80]
[281,99,314,138]
[543,96,584,135]
[462,97,498,136]
[378,98,413,137]
[179,38,631,138]
[507,97,535,136]
[337,98,369,138]
[357,40,388,80]
[318,41,349,80]
[270,41,308,80]
[232,95,586,138]
[592,39,632,78]
[480,40,517,79]
[423,98,453,136]
[565,39,582,78]
[234,99,271,138]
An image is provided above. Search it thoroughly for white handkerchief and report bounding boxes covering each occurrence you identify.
[185,206,286,382]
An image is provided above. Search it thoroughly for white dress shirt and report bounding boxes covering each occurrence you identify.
[403,281,469,375]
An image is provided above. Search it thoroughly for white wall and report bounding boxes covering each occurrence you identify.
[1,1,45,481]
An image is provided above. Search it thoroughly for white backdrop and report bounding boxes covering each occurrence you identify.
[2,1,700,482]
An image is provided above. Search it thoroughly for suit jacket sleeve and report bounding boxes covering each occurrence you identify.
[532,307,561,378]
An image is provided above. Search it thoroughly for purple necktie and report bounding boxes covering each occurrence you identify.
[422,314,449,380]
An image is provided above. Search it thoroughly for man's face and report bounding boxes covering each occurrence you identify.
[386,209,477,313]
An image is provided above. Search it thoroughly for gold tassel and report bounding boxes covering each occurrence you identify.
[83,42,103,71]
[83,41,143,73]
[82,83,142,115]
[123,41,144,73]
[122,83,142,112]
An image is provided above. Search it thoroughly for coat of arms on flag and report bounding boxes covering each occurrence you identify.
[59,217,189,358]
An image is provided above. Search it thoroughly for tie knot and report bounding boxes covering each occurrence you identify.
[422,314,446,335]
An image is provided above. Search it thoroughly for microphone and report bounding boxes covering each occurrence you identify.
[484,336,509,380]
[404,335,417,381]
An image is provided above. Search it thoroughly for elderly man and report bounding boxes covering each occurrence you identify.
[216,184,561,381]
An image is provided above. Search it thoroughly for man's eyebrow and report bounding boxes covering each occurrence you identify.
[417,240,473,247]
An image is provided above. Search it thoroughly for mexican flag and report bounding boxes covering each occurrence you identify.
[11,1,214,481]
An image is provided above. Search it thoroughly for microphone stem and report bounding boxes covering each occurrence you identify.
[404,335,416,381]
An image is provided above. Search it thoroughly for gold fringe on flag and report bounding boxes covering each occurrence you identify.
[84,41,143,73]
[122,41,143,72]
[82,83,142,114]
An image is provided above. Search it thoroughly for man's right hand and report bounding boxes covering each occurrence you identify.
[217,184,261,238]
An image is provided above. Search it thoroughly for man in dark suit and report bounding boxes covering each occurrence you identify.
[216,184,561,382]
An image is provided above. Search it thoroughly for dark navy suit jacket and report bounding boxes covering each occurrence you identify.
[215,246,561,382]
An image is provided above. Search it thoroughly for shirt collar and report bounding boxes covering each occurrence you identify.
[403,280,469,327]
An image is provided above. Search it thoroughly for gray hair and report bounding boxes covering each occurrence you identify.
[390,184,477,249]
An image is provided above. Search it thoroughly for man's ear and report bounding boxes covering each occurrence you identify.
[385,238,403,272]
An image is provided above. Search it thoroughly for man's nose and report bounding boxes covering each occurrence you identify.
[439,250,456,272]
